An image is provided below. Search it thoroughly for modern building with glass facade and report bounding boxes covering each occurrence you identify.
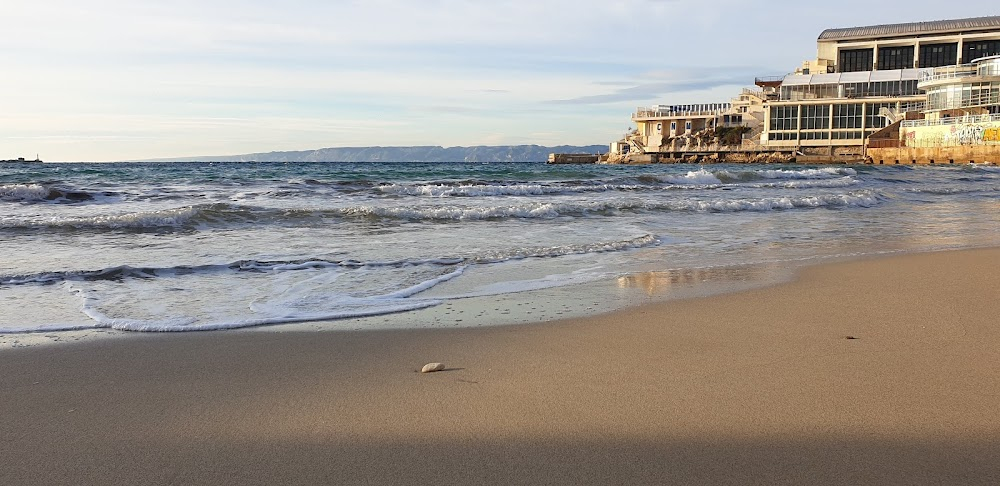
[918,55,1000,118]
[815,16,1000,73]
[608,16,1000,163]
[762,70,924,152]
[761,16,1000,156]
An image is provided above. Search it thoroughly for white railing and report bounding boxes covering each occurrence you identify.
[902,113,1000,128]
[919,64,977,83]
[633,107,731,119]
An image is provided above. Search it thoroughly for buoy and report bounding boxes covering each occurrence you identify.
[421,363,446,373]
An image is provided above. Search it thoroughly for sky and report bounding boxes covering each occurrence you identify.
[2,1,997,161]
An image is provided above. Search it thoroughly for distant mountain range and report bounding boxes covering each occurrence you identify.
[139,145,608,163]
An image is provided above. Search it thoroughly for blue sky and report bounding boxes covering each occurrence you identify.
[2,0,996,161]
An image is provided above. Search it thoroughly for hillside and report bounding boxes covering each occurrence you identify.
[141,145,608,163]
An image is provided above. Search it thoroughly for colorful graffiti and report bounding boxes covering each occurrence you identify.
[908,121,1000,147]
[945,125,985,145]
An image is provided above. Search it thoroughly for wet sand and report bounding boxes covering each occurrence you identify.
[2,248,1000,485]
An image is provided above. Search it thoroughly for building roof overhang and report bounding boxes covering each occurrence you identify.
[782,69,924,86]
[818,16,1000,42]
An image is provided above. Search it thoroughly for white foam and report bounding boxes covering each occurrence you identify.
[32,206,203,230]
[343,191,882,221]
[380,266,466,298]
[342,202,573,220]
[753,176,859,189]
[55,269,456,332]
[756,167,858,179]
[679,191,879,212]
[967,163,1000,172]
[378,182,653,197]
[661,169,723,185]
[379,183,548,197]
[473,234,658,263]
[0,183,49,201]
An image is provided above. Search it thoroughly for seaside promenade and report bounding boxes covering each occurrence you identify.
[2,248,999,484]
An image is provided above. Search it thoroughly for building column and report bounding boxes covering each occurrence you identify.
[861,102,868,133]
[828,103,835,140]
[873,42,879,70]
[914,40,921,68]
[958,37,965,64]
[795,107,802,145]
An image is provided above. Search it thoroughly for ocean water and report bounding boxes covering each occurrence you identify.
[2,161,1000,337]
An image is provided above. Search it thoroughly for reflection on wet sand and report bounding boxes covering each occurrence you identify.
[617,265,774,297]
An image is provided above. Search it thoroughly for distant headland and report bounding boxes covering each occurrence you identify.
[135,145,608,163]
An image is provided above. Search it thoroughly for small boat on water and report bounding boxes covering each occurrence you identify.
[1,155,43,164]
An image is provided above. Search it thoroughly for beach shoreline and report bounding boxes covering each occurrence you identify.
[3,247,1000,484]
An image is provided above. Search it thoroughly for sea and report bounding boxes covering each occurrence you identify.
[2,161,1000,345]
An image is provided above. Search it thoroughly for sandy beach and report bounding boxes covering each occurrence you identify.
[3,248,1000,485]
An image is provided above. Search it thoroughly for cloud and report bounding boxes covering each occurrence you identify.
[3,0,999,160]
[548,69,757,105]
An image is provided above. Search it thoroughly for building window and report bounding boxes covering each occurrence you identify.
[865,103,893,130]
[769,106,798,131]
[839,48,874,73]
[768,132,799,141]
[685,121,692,131]
[670,122,676,132]
[833,104,862,129]
[831,131,863,140]
[877,45,914,70]
[919,43,958,68]
[963,40,1000,63]
[926,82,1000,111]
[801,105,830,130]
[656,123,662,132]
[800,131,830,140]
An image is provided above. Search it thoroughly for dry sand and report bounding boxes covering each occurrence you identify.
[2,248,1000,485]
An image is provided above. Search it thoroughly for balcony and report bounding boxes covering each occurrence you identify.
[918,64,977,87]
[633,104,731,120]
[902,113,1000,128]
[755,75,785,88]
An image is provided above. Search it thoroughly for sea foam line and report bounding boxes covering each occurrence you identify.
[0,235,660,286]
[343,190,883,221]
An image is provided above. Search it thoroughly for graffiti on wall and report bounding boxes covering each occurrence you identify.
[908,121,1000,147]
[945,124,984,145]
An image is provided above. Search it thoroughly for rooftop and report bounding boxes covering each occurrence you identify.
[818,16,1000,42]
[782,68,922,86]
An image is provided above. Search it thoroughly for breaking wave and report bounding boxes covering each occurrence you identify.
[0,183,115,203]
[716,167,857,183]
[0,234,659,287]
[659,170,723,185]
[344,190,883,221]
[374,168,861,198]
[0,234,660,333]
[1,185,884,231]
[750,177,859,189]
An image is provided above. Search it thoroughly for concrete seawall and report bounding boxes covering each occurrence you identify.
[867,146,1000,165]
[547,154,601,164]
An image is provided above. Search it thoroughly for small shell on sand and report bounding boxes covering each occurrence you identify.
[421,363,446,373]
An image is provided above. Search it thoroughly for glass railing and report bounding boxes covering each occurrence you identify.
[902,113,1000,127]
[919,64,977,83]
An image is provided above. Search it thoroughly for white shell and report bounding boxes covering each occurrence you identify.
[421,362,446,373]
